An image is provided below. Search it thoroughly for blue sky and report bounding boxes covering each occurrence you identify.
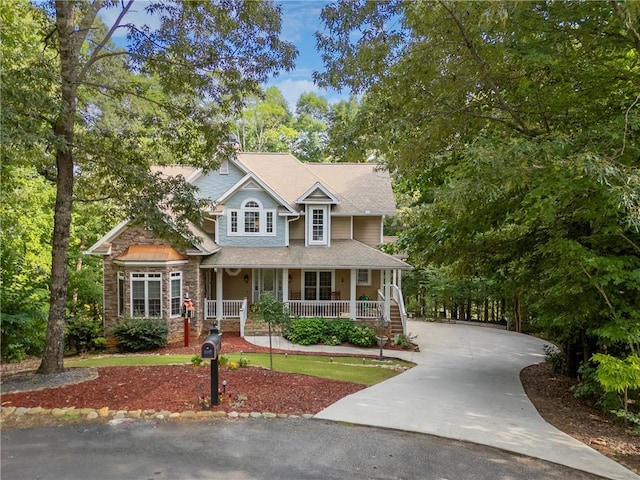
[100,1,344,109]
[268,1,345,107]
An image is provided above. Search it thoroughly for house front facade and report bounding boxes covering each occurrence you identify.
[87,152,412,342]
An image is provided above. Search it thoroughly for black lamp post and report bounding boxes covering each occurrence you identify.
[201,325,222,406]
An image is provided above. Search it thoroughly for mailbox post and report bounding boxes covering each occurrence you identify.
[201,325,222,406]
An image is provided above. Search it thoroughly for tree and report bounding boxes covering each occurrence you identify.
[254,292,289,372]
[2,0,296,374]
[235,86,296,151]
[316,1,640,374]
[292,92,329,162]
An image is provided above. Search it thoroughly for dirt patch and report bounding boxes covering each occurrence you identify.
[521,363,639,475]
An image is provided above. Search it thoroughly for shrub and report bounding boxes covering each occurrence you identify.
[191,354,204,368]
[348,323,377,347]
[282,317,329,345]
[218,354,229,366]
[544,344,566,375]
[325,319,354,343]
[0,312,46,362]
[238,356,250,368]
[283,317,378,347]
[65,315,106,354]
[111,317,168,352]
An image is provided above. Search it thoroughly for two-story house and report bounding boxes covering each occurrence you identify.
[86,152,411,342]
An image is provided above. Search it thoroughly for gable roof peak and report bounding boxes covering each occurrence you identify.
[296,182,340,205]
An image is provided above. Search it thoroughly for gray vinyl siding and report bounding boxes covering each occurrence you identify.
[216,189,286,247]
[193,162,246,201]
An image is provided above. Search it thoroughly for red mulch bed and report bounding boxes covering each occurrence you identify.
[0,334,378,414]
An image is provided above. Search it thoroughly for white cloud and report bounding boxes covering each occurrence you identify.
[268,79,318,109]
[268,78,348,109]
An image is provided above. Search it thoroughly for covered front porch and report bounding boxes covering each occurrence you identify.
[200,240,411,337]
[203,268,407,337]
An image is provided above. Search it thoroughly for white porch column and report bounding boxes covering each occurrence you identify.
[384,269,391,321]
[350,268,357,320]
[216,268,223,323]
[282,268,289,303]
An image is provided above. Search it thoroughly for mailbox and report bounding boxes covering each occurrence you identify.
[201,326,222,359]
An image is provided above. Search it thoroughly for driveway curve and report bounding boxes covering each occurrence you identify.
[253,321,638,480]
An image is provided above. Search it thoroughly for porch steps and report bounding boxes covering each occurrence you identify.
[389,302,404,337]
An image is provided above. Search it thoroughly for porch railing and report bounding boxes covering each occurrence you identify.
[286,300,382,319]
[204,300,245,319]
[205,298,385,320]
[390,284,408,334]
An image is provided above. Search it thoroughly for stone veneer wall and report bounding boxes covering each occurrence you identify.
[102,226,205,344]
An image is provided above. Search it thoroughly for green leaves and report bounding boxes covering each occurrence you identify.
[593,354,640,396]
[317,1,640,372]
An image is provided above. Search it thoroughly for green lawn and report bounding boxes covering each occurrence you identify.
[66,353,414,386]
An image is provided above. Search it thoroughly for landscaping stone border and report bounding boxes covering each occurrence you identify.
[0,405,315,424]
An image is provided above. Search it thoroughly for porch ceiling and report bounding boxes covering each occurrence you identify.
[199,239,412,270]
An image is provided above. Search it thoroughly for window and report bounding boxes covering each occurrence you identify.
[244,201,260,232]
[266,211,273,233]
[219,160,229,174]
[308,206,328,245]
[357,269,371,286]
[228,199,276,236]
[170,272,182,317]
[304,271,332,300]
[117,272,125,316]
[230,211,238,233]
[131,273,162,317]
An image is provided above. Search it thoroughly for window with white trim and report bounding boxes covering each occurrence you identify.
[170,272,182,317]
[304,271,332,300]
[307,205,328,245]
[131,273,162,317]
[357,269,371,286]
[117,272,125,316]
[228,199,276,236]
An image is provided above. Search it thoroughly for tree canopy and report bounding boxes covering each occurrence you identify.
[316,0,640,380]
[1,0,297,373]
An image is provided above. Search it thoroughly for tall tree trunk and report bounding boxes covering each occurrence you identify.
[484,298,489,322]
[71,235,86,315]
[38,1,77,374]
[513,293,522,333]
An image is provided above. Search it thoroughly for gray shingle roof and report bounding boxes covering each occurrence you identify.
[199,240,411,270]
[235,153,396,215]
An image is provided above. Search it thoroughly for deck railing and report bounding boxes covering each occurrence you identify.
[205,299,383,320]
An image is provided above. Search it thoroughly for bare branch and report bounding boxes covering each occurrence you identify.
[78,0,134,84]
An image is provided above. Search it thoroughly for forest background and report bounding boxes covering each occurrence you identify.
[1,0,639,425]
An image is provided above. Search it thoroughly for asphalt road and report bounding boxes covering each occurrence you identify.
[1,418,606,480]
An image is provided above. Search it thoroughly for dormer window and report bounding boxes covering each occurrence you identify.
[228,199,275,236]
[307,205,328,245]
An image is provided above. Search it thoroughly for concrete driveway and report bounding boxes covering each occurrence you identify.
[307,321,639,480]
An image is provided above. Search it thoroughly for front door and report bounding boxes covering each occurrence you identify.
[254,269,282,302]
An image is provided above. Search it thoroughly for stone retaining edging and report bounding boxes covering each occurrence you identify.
[0,406,315,423]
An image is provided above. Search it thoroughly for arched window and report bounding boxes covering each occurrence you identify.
[228,199,276,236]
